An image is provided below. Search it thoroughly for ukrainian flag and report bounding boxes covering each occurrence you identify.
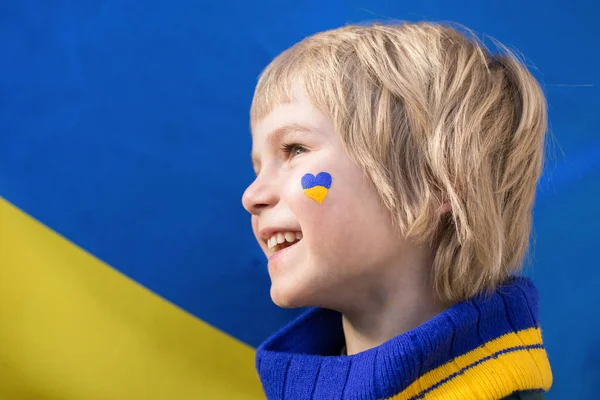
[0,2,303,399]
[0,198,263,399]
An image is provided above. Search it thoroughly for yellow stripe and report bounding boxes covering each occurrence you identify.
[0,197,264,399]
[388,328,552,400]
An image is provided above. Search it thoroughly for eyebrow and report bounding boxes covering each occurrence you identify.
[251,123,313,172]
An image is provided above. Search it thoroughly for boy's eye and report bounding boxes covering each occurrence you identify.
[281,143,308,158]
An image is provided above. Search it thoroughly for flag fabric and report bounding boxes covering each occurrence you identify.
[0,198,263,399]
[0,1,598,399]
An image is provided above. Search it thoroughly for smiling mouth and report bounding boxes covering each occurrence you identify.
[267,232,303,253]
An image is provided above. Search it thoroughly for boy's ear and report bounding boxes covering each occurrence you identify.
[436,201,452,216]
[433,190,451,216]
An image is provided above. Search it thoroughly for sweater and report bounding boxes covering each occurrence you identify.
[255,277,552,399]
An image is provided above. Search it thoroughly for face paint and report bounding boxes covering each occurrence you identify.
[301,172,332,204]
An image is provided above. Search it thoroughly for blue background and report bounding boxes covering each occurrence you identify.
[1,1,598,398]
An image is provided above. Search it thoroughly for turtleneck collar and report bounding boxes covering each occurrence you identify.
[255,277,552,399]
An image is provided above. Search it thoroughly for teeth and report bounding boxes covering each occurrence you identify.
[266,231,303,250]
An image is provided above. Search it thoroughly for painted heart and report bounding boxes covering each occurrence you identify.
[301,172,332,190]
[301,172,332,204]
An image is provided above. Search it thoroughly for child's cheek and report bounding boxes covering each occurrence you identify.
[300,172,332,205]
[291,170,343,230]
[292,170,356,256]
[286,170,334,226]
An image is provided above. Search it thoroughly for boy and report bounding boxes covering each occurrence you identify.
[242,21,552,399]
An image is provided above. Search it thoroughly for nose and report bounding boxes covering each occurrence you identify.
[242,173,279,215]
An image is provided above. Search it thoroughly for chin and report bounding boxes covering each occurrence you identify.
[270,281,313,309]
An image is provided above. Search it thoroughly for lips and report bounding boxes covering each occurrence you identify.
[267,235,302,266]
[257,226,304,269]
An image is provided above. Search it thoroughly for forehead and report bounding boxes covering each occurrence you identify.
[252,89,331,138]
[250,98,334,168]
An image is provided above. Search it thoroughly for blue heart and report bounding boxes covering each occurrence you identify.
[301,172,332,189]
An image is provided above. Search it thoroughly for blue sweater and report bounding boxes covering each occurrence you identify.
[255,277,552,399]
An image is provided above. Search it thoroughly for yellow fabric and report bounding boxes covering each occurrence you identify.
[387,328,552,400]
[0,197,264,399]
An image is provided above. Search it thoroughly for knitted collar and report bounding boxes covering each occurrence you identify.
[256,277,552,399]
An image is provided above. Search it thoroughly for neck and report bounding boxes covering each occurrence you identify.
[255,277,553,399]
[340,257,449,355]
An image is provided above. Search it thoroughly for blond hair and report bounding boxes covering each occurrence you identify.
[250,22,548,303]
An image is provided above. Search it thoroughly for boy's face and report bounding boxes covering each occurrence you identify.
[242,89,409,310]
